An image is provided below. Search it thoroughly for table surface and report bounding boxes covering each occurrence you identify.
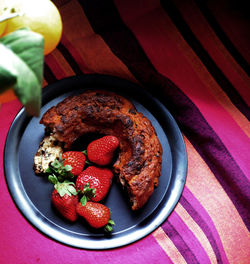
[0,0,249,263]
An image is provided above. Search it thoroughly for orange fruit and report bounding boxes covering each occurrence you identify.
[0,0,63,55]
[0,2,7,36]
[0,20,7,36]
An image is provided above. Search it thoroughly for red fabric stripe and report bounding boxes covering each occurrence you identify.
[61,34,91,74]
[198,0,250,67]
[45,52,70,80]
[81,0,249,227]
[174,0,250,105]
[114,0,250,178]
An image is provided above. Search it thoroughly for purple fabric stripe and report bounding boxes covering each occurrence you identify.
[167,211,212,264]
[181,187,230,264]
[162,220,199,264]
[44,62,58,84]
[80,0,250,228]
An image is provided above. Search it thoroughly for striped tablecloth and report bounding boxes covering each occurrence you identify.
[0,0,249,263]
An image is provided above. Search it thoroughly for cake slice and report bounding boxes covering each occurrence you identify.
[35,90,163,210]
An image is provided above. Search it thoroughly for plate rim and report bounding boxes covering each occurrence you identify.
[4,74,187,249]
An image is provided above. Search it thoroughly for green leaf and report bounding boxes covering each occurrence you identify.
[46,157,74,182]
[51,159,61,169]
[108,219,115,226]
[83,183,96,199]
[80,196,87,206]
[45,167,52,174]
[58,188,67,197]
[104,219,115,232]
[57,175,64,182]
[67,185,77,196]
[64,165,72,172]
[82,150,92,165]
[64,180,75,185]
[0,28,44,116]
[48,175,58,185]
[104,224,113,233]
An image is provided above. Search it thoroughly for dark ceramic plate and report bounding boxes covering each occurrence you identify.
[4,74,187,249]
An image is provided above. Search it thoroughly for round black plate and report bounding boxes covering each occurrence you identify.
[4,74,187,249]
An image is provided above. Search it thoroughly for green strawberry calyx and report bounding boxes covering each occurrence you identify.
[79,197,115,232]
[82,150,92,165]
[46,155,74,182]
[104,219,115,232]
[48,175,77,197]
[79,183,96,206]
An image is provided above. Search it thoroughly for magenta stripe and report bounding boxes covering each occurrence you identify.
[0,101,22,175]
[80,0,250,227]
[181,187,230,264]
[180,196,223,264]
[167,211,212,264]
[162,220,199,264]
[102,234,174,264]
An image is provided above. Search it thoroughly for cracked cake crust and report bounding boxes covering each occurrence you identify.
[38,90,163,210]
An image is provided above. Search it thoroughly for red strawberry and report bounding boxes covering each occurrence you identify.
[62,151,86,176]
[76,166,113,202]
[87,135,119,166]
[50,177,79,222]
[76,200,114,231]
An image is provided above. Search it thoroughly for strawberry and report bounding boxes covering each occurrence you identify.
[76,166,113,202]
[49,175,79,222]
[62,151,86,176]
[87,135,119,166]
[76,199,115,231]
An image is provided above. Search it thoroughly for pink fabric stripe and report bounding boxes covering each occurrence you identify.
[0,178,171,264]
[114,0,250,179]
[0,105,171,263]
[181,187,230,264]
[97,235,173,264]
[0,99,170,262]
[0,180,171,264]
[0,100,22,141]
[166,211,212,264]
[0,101,22,177]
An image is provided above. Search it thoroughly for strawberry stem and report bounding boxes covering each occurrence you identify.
[55,180,77,197]
[48,174,58,185]
[78,183,96,204]
[46,157,74,182]
[83,183,96,198]
[80,195,87,206]
[82,150,92,165]
[104,219,115,232]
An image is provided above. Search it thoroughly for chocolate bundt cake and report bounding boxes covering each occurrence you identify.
[37,90,162,210]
